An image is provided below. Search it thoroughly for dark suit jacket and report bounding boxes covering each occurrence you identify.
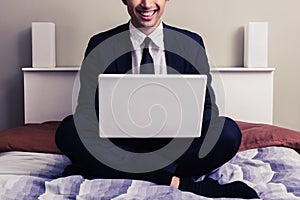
[76,22,219,124]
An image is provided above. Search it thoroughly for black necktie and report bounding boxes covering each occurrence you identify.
[140,37,155,74]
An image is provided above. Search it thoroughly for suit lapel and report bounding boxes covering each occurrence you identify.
[113,22,133,74]
[163,23,186,74]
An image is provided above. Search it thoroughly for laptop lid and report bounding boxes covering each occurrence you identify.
[98,74,207,138]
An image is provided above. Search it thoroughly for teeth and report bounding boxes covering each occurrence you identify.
[140,11,154,17]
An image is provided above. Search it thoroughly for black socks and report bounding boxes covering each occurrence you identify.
[179,178,259,199]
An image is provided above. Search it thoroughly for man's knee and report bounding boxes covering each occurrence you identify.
[55,115,76,149]
[219,117,242,154]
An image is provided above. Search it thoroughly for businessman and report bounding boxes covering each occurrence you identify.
[56,0,258,198]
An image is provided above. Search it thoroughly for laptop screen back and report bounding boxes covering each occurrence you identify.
[98,74,207,138]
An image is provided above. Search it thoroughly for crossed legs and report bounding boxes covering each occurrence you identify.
[56,115,240,183]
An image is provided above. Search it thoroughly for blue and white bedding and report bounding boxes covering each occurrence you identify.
[0,146,299,200]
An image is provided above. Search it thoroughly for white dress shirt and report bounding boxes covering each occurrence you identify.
[129,22,167,74]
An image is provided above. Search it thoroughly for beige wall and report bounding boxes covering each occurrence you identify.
[0,0,299,131]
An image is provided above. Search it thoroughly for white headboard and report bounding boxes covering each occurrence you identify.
[210,67,274,124]
[22,67,274,124]
[22,67,79,124]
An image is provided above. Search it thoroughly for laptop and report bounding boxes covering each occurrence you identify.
[98,74,207,138]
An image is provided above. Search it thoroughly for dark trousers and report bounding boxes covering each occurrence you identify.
[55,115,241,185]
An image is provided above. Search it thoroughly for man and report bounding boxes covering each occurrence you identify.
[55,0,258,198]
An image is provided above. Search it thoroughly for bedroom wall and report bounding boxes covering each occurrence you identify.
[0,0,299,131]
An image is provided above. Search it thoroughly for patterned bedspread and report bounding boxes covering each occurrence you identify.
[0,146,299,200]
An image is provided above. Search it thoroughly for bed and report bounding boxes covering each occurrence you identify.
[1,68,300,199]
[0,120,299,199]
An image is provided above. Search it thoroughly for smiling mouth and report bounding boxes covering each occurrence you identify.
[138,9,158,18]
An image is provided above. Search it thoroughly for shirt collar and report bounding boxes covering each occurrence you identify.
[129,21,164,50]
